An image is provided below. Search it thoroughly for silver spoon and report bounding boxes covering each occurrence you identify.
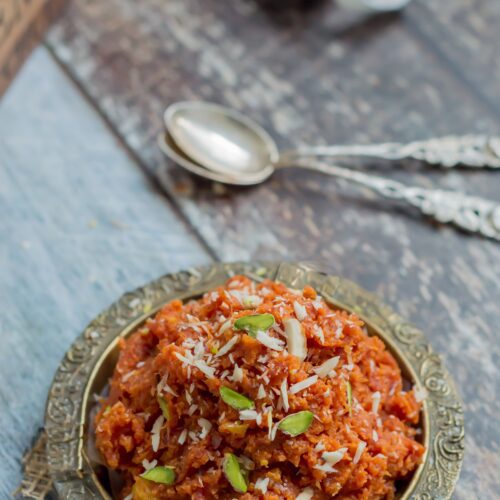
[159,101,500,241]
[165,102,500,171]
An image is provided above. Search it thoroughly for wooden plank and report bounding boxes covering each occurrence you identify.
[43,2,500,498]
[0,47,210,497]
[407,0,500,116]
[0,0,67,97]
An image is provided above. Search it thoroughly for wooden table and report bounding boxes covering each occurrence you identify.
[1,1,499,498]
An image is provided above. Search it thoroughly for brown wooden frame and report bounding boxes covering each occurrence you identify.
[0,0,66,97]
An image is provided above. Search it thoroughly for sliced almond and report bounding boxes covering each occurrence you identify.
[283,318,307,361]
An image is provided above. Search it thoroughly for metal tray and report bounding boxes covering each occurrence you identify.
[44,262,464,498]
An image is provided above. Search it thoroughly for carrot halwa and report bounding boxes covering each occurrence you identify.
[95,276,425,499]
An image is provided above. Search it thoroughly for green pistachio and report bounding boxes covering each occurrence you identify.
[233,313,275,338]
[141,466,175,485]
[278,411,314,437]
[220,387,254,410]
[158,396,171,421]
[223,453,248,493]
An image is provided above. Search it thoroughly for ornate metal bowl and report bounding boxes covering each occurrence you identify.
[45,262,464,499]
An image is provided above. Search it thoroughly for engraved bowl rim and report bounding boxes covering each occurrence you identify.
[44,261,464,499]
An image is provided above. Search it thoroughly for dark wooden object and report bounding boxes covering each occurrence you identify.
[0,0,66,97]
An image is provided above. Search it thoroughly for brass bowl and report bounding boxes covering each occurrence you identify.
[45,262,464,499]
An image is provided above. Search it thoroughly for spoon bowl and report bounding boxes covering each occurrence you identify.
[158,131,273,186]
[165,101,278,182]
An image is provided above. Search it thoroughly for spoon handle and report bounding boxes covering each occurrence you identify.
[287,135,500,169]
[291,158,500,241]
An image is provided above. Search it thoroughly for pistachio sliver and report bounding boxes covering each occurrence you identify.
[346,381,353,416]
[223,453,248,493]
[234,313,275,337]
[220,387,255,410]
[141,466,176,485]
[158,396,171,421]
[278,411,314,437]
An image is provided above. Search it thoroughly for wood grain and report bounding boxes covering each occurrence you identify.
[0,48,210,498]
[44,2,500,498]
[0,0,66,97]
[409,0,500,115]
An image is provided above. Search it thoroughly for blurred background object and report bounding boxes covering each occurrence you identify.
[0,0,66,97]
[338,0,412,12]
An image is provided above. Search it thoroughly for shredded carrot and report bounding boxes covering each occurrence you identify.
[95,276,424,499]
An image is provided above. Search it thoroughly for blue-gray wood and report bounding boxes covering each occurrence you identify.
[0,48,210,498]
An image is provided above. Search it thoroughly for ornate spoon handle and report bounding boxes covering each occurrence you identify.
[286,135,500,168]
[290,158,500,240]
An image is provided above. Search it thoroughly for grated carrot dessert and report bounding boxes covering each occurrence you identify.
[95,276,425,499]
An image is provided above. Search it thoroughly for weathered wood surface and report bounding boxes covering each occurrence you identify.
[0,0,66,97]
[0,48,209,498]
[44,1,500,498]
[411,0,500,114]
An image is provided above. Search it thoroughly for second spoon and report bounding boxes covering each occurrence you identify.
[160,101,500,241]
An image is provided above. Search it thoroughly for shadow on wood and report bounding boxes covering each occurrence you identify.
[252,0,331,28]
